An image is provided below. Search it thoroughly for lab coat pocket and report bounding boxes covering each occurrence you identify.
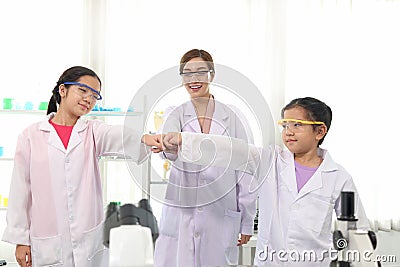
[83,222,107,262]
[300,197,333,233]
[223,209,241,264]
[223,209,241,247]
[31,234,63,266]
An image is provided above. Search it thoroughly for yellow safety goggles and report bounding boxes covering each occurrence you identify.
[278,119,325,133]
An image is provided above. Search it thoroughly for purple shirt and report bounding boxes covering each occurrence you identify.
[294,161,318,192]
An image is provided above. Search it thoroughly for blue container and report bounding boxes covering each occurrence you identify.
[24,102,33,110]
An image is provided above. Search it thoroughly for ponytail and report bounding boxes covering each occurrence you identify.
[46,84,61,115]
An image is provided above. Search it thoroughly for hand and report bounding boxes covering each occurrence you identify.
[141,134,163,153]
[162,132,182,154]
[237,234,252,246]
[15,244,32,267]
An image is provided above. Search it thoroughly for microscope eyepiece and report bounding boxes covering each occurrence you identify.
[338,191,357,221]
[138,199,153,213]
[119,204,140,225]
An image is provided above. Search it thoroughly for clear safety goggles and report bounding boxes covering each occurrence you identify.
[278,119,325,133]
[180,70,214,83]
[63,82,102,101]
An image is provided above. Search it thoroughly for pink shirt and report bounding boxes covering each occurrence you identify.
[49,120,74,149]
[294,161,318,192]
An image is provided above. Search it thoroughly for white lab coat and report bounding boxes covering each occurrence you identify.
[2,113,150,267]
[153,101,257,267]
[179,133,370,267]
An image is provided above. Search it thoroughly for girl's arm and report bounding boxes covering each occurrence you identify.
[93,121,151,164]
[335,177,371,230]
[2,132,32,246]
[177,132,274,181]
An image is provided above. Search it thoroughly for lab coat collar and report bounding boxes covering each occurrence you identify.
[183,103,201,133]
[39,112,89,153]
[209,101,229,135]
[317,148,338,172]
[279,147,338,200]
[296,148,338,199]
[183,99,228,134]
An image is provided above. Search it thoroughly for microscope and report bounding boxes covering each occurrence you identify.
[331,191,381,267]
[103,199,159,267]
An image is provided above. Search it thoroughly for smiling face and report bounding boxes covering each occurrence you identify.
[181,57,214,99]
[281,106,327,155]
[58,75,101,117]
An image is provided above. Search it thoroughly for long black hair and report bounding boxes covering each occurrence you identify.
[281,97,332,146]
[47,66,101,115]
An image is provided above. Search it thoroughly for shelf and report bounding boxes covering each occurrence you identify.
[0,158,13,161]
[2,156,150,162]
[86,111,143,117]
[99,157,139,162]
[1,157,141,162]
[0,110,142,117]
[0,109,45,115]
[150,180,168,185]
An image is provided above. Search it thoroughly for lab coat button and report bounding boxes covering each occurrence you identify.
[198,207,203,211]
[195,232,200,238]
[65,159,70,163]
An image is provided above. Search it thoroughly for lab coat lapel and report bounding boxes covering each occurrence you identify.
[209,101,228,135]
[296,148,335,200]
[40,113,65,153]
[296,170,323,200]
[183,102,201,133]
[66,117,88,153]
[279,152,298,199]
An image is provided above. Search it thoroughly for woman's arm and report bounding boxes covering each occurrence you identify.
[236,171,257,237]
[229,105,258,240]
[157,106,181,161]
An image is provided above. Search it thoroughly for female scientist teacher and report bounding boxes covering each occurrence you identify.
[153,49,257,267]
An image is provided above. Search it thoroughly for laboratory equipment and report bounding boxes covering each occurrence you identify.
[331,191,380,267]
[103,199,159,267]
